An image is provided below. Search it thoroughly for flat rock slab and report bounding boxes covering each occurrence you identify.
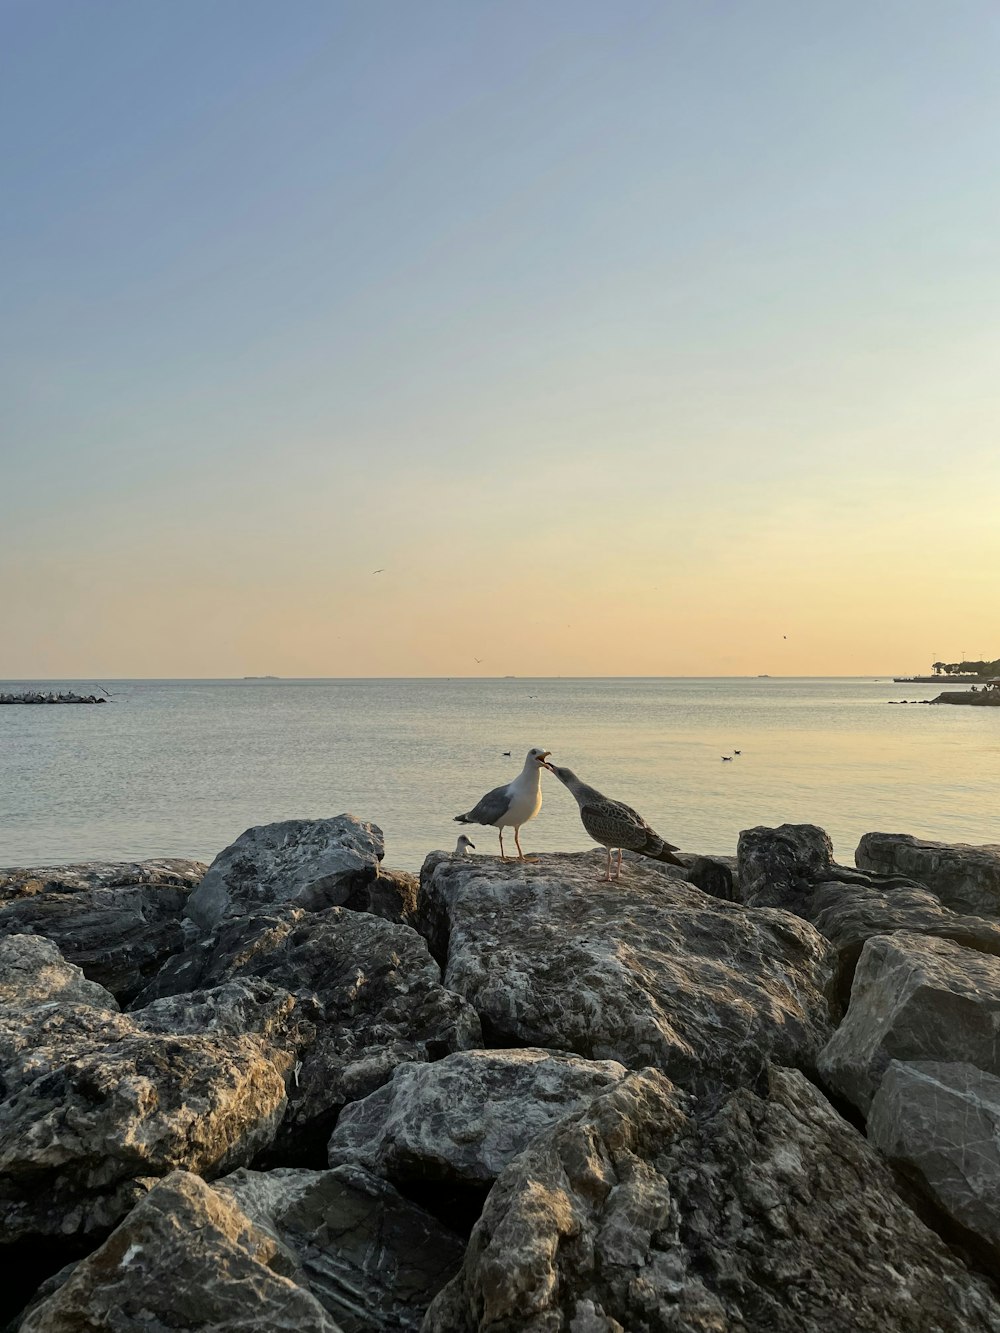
[134,903,481,1157]
[426,1066,1000,1333]
[185,815,385,932]
[0,936,302,1242]
[417,851,833,1095]
[868,1060,1000,1265]
[217,1163,466,1332]
[328,1048,629,1186]
[0,859,206,905]
[18,1171,340,1333]
[819,933,1000,1113]
[857,833,1000,919]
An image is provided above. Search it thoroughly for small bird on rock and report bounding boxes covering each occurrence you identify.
[544,762,684,882]
[454,747,551,861]
[454,834,476,857]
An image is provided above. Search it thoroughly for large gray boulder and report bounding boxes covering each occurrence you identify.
[185,816,385,932]
[18,1171,340,1333]
[0,936,305,1243]
[818,933,1000,1113]
[133,904,481,1157]
[868,1060,1000,1266]
[425,1065,1000,1332]
[328,1048,628,1186]
[737,822,838,907]
[857,833,1000,919]
[216,1163,466,1331]
[416,851,833,1095]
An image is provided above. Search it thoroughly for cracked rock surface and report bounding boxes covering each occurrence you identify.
[425,1065,1000,1333]
[185,816,385,932]
[416,850,834,1095]
[818,932,1000,1113]
[328,1048,629,1185]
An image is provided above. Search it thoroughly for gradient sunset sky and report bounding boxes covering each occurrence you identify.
[3,1,999,679]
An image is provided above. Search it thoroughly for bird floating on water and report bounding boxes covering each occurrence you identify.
[455,747,551,861]
[544,762,684,882]
[454,834,476,857]
[722,755,733,761]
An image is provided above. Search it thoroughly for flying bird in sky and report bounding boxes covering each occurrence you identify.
[455,747,551,861]
[544,762,684,882]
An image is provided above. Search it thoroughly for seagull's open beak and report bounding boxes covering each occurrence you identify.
[538,751,552,769]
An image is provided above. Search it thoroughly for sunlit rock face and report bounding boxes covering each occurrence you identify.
[0,936,301,1244]
[17,1172,341,1333]
[416,850,835,1096]
[818,932,1000,1114]
[868,1060,1000,1266]
[425,1066,1000,1333]
[857,833,1000,920]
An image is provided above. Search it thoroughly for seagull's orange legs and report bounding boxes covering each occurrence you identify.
[498,829,509,861]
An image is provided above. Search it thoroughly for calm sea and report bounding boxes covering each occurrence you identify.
[2,678,998,871]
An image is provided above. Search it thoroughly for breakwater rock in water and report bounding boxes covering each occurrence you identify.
[0,692,107,704]
[3,816,1000,1330]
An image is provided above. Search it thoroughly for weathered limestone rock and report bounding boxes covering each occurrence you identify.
[819,933,1000,1113]
[216,1163,466,1331]
[857,833,1000,919]
[0,884,194,1005]
[0,933,115,1011]
[416,851,833,1095]
[425,1066,1000,1333]
[795,879,1000,1004]
[328,1048,629,1186]
[0,859,206,1004]
[734,825,1000,1003]
[18,1171,341,1333]
[0,936,302,1242]
[185,815,385,932]
[737,822,837,907]
[134,904,481,1155]
[0,858,205,905]
[868,1060,1000,1265]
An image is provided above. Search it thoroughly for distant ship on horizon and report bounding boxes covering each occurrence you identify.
[243,675,280,680]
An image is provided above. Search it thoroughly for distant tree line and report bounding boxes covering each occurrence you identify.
[931,659,1000,677]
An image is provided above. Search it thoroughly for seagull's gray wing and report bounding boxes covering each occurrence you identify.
[455,781,512,826]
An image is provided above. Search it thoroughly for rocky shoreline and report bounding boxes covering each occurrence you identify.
[931,689,1000,706]
[2,818,1000,1330]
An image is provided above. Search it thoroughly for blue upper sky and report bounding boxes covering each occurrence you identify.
[3,1,999,676]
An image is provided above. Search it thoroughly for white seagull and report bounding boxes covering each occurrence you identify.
[454,747,551,861]
[454,834,476,857]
